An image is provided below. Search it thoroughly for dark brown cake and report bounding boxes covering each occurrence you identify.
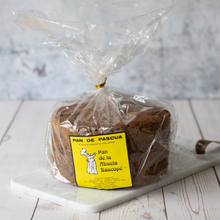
[49,99,171,188]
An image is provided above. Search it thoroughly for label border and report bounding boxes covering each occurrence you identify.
[69,131,133,189]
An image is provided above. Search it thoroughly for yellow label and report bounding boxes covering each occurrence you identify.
[69,132,132,189]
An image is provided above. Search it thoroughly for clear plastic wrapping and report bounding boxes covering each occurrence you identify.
[12,0,194,190]
[45,87,179,188]
[11,0,176,85]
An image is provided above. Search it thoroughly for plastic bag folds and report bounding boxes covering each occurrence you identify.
[45,87,178,189]
[12,0,176,85]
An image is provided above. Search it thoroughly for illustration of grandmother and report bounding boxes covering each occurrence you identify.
[80,148,98,174]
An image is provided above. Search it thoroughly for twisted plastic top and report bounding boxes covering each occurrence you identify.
[12,0,176,85]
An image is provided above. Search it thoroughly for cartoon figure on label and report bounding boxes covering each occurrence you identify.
[80,148,98,174]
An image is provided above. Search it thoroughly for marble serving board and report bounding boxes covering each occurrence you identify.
[11,138,220,213]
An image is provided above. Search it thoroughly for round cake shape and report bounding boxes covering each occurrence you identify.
[45,88,174,188]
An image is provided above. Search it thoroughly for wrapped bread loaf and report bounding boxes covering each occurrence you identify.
[46,87,175,189]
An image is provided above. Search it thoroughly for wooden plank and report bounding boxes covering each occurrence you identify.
[0,101,21,143]
[0,101,55,220]
[169,100,201,140]
[33,200,99,220]
[164,167,220,220]
[163,100,220,220]
[191,100,220,182]
[0,101,54,219]
[100,189,166,220]
[191,100,220,140]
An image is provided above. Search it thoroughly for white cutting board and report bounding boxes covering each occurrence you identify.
[11,138,220,213]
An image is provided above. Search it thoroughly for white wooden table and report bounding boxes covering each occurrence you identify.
[1,100,220,220]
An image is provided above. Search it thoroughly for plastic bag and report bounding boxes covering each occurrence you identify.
[44,86,180,188]
[11,0,176,85]
[11,0,194,190]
